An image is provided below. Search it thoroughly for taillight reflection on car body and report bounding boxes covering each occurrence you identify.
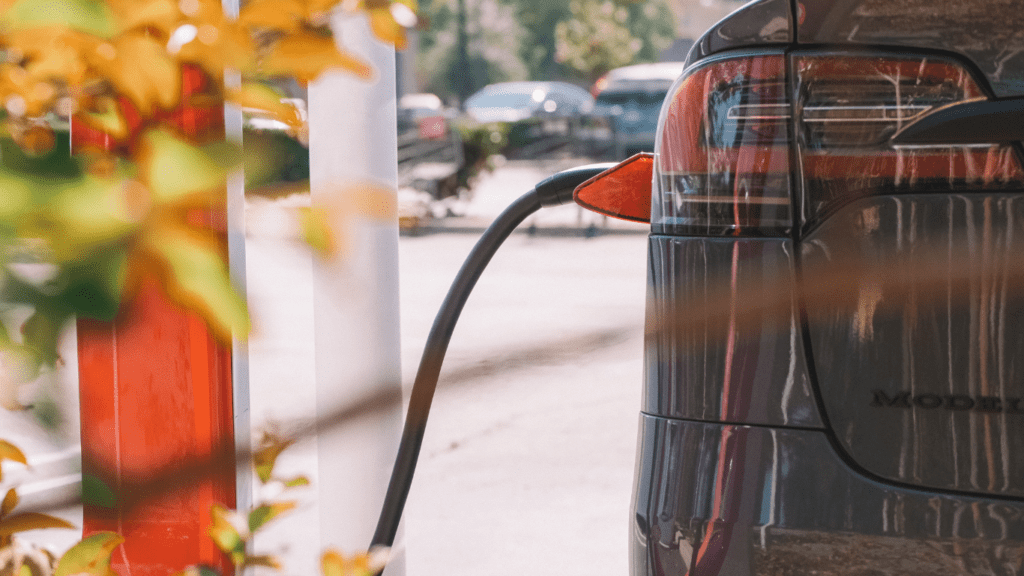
[653,51,1024,237]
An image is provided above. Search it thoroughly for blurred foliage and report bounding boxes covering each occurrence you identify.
[417,0,676,99]
[555,0,675,80]
[0,0,412,572]
[453,120,507,188]
[416,0,526,98]
[0,0,418,411]
[0,433,387,576]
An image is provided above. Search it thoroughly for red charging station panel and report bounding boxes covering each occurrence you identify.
[76,66,236,576]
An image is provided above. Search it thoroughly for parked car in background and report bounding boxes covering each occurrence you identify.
[463,81,593,151]
[397,92,464,202]
[622,0,1024,575]
[584,62,684,159]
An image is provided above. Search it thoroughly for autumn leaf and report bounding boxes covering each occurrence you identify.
[2,0,116,37]
[247,501,296,532]
[322,547,389,576]
[237,0,306,32]
[137,130,229,204]
[253,433,294,483]
[55,532,124,576]
[1,488,18,517]
[0,440,27,482]
[298,207,336,258]
[227,83,303,130]
[259,32,372,82]
[139,225,250,339]
[85,32,181,115]
[242,555,282,569]
[282,475,310,488]
[207,504,247,565]
[0,512,77,536]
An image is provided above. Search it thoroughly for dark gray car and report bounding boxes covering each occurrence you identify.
[634,0,1024,574]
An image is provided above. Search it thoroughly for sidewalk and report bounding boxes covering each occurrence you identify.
[399,158,650,236]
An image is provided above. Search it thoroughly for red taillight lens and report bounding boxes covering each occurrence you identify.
[654,54,793,236]
[651,51,1024,237]
[795,54,1024,222]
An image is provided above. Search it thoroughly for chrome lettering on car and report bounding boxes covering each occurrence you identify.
[870,390,1024,413]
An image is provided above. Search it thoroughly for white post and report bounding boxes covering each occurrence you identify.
[244,11,402,576]
[308,9,404,574]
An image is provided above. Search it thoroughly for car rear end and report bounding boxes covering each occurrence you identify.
[633,0,1024,574]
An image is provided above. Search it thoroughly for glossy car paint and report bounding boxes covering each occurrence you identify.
[633,418,1024,576]
[633,0,1024,573]
[645,237,821,428]
[804,194,1024,499]
[797,0,1024,98]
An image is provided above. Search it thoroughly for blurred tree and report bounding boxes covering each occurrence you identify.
[416,0,526,101]
[554,0,676,81]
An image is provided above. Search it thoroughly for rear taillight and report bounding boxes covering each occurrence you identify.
[795,54,1024,224]
[654,53,792,236]
[653,51,1024,236]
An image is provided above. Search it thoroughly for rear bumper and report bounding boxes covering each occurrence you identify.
[632,415,1024,576]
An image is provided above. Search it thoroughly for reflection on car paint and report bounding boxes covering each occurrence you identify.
[635,417,1024,576]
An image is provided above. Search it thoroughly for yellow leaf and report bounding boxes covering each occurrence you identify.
[298,207,336,258]
[0,512,76,536]
[207,504,246,565]
[227,83,303,130]
[1,488,18,517]
[106,0,178,34]
[0,440,27,482]
[141,226,250,339]
[367,8,405,50]
[322,547,389,576]
[253,432,294,483]
[175,19,256,77]
[138,130,229,204]
[238,0,305,32]
[75,97,128,140]
[87,32,180,115]
[260,33,372,82]
[55,532,124,576]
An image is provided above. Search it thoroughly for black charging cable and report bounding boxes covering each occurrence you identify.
[370,163,615,556]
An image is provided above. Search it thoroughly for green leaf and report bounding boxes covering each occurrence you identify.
[45,175,138,262]
[145,227,250,339]
[282,475,310,488]
[81,475,117,508]
[3,0,116,37]
[55,532,123,576]
[141,130,230,204]
[247,501,296,533]
[242,555,281,569]
[207,504,247,565]
[0,512,76,536]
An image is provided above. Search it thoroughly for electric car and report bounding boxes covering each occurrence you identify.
[627,0,1024,574]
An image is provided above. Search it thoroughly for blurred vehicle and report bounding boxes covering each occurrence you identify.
[397,93,464,203]
[585,62,685,159]
[463,82,593,150]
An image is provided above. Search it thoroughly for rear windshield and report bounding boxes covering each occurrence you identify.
[596,90,669,106]
[465,91,535,109]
